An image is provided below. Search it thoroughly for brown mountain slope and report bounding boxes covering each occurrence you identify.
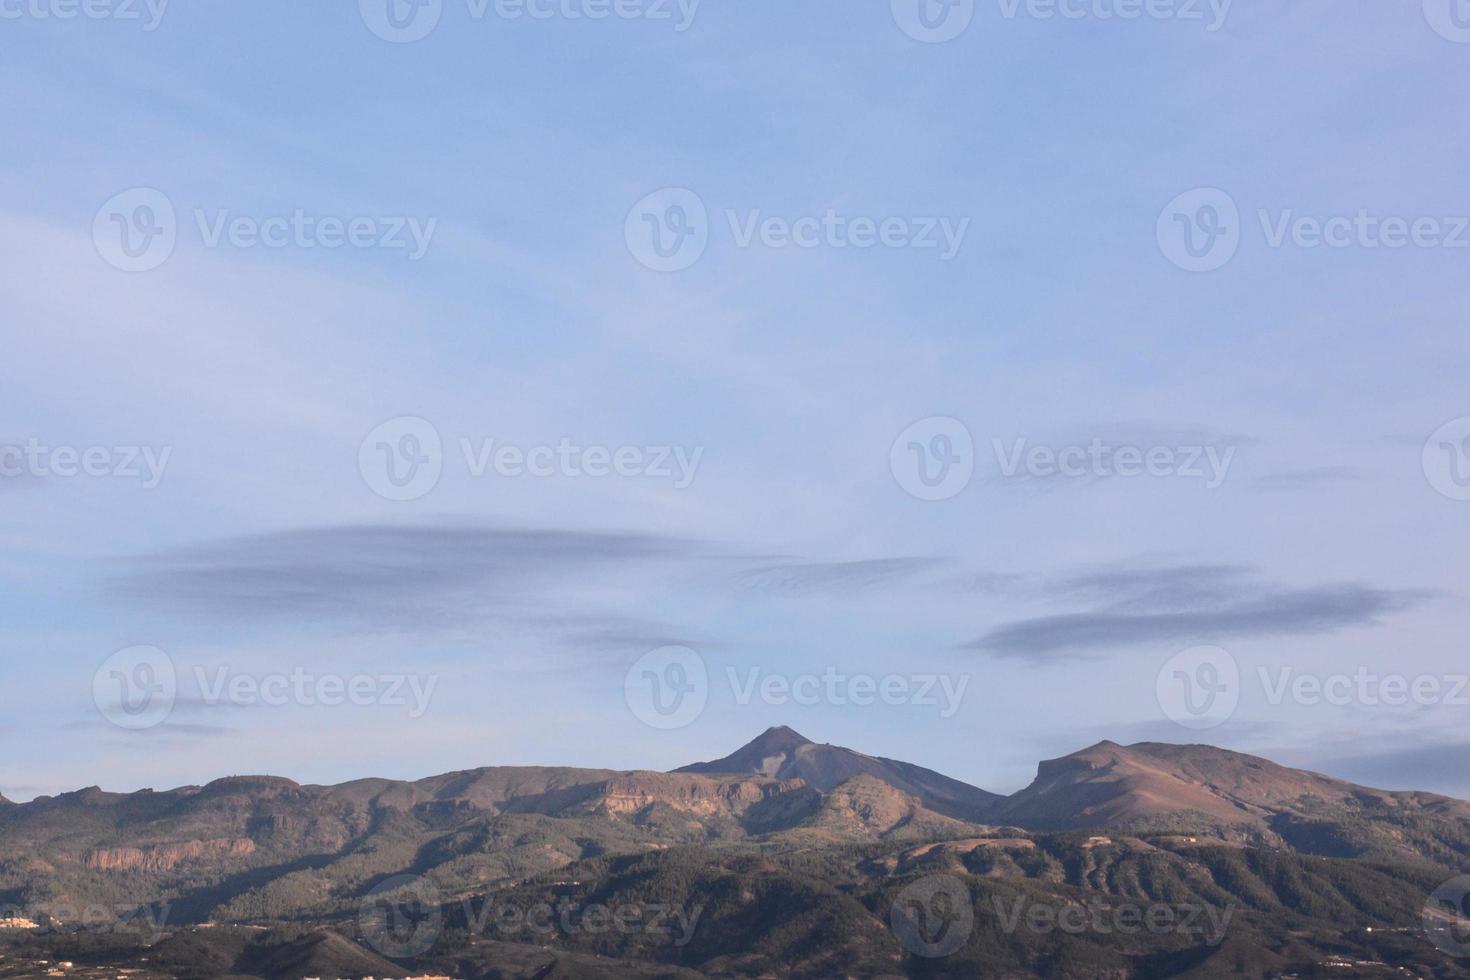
[674,726,1000,820]
[0,767,819,855]
[994,739,1470,836]
[795,774,981,840]
[328,765,625,811]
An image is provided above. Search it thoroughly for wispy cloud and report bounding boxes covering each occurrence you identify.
[112,522,706,628]
[967,564,1429,661]
[115,522,963,628]
[1048,564,1252,611]
[63,719,233,738]
[738,557,949,595]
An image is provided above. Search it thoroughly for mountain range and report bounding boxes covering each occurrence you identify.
[8,726,1470,880]
[2,728,1468,978]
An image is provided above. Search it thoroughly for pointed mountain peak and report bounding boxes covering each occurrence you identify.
[673,728,999,818]
[676,726,815,779]
[751,725,813,748]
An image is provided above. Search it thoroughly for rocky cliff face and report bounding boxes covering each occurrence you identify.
[584,774,807,817]
[83,837,256,872]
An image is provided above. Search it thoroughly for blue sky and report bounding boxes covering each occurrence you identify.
[3,0,1470,802]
